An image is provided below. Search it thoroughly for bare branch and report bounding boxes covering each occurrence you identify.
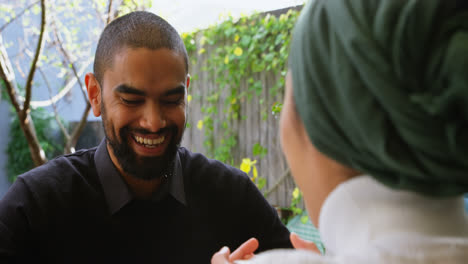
[113,0,124,20]
[51,22,88,102]
[0,34,21,113]
[49,17,93,154]
[65,102,91,154]
[22,0,46,122]
[14,57,27,79]
[0,2,47,167]
[0,0,41,33]
[106,0,114,25]
[17,58,92,107]
[38,67,70,140]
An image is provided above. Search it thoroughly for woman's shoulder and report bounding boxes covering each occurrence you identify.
[371,235,468,263]
[235,237,468,264]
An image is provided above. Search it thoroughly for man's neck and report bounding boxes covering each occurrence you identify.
[121,173,163,199]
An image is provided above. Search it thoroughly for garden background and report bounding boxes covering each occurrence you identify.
[0,0,310,223]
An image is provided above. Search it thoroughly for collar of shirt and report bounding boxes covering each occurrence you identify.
[94,139,187,215]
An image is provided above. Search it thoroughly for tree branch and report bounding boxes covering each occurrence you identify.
[0,0,41,33]
[55,0,115,154]
[65,102,91,154]
[52,23,88,102]
[0,35,21,113]
[22,0,46,122]
[0,4,47,167]
[106,0,114,25]
[17,58,92,107]
[38,67,70,140]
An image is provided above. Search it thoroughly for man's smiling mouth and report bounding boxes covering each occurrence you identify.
[132,135,166,148]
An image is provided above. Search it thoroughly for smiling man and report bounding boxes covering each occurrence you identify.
[88,46,188,198]
[0,11,291,263]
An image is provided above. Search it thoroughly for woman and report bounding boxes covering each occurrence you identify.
[212,0,468,263]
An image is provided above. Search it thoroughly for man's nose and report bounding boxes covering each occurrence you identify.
[139,104,166,132]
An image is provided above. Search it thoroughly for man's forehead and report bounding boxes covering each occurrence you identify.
[111,46,184,64]
[101,46,187,90]
[106,47,185,74]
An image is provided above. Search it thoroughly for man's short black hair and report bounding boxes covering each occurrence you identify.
[93,11,188,85]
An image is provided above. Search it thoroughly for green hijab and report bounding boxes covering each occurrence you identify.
[290,0,468,197]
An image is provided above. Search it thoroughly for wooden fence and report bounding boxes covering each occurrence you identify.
[181,6,303,207]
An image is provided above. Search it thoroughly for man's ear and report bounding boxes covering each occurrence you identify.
[186,74,190,91]
[85,73,102,117]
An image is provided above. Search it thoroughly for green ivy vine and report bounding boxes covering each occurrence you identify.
[182,9,299,165]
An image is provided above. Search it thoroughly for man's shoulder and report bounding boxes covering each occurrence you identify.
[19,146,99,192]
[177,147,258,197]
[177,147,246,180]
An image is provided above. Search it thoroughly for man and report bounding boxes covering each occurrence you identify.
[0,11,291,263]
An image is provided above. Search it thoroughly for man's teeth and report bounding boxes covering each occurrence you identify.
[134,135,165,146]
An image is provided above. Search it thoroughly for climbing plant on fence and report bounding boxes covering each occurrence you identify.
[181,8,304,213]
[183,9,298,163]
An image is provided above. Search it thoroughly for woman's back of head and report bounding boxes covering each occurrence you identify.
[289,0,468,197]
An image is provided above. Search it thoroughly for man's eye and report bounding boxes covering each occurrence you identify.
[163,98,184,105]
[121,98,143,105]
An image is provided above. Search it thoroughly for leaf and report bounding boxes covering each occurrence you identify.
[252,143,267,158]
[251,61,265,73]
[257,177,266,190]
[241,35,251,46]
[271,102,283,115]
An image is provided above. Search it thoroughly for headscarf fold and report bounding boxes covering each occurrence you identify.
[290,0,468,196]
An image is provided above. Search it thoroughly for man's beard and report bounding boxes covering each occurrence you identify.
[101,111,182,181]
